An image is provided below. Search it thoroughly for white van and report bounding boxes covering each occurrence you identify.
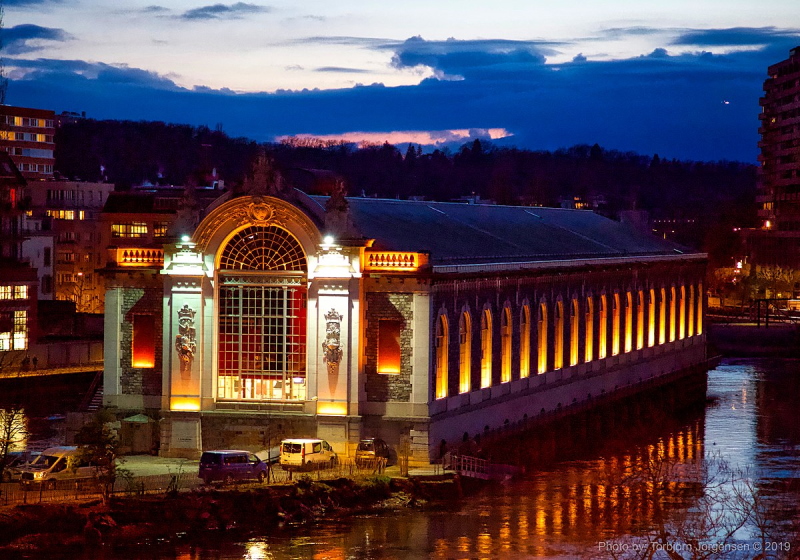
[279,438,337,471]
[18,446,100,489]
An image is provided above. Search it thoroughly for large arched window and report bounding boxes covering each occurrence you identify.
[501,307,512,383]
[598,295,608,359]
[537,302,548,374]
[570,298,579,366]
[612,293,621,356]
[520,305,531,378]
[217,225,308,402]
[585,295,594,362]
[459,312,472,393]
[435,314,449,399]
[688,285,695,337]
[480,309,493,388]
[554,300,564,370]
[637,290,645,350]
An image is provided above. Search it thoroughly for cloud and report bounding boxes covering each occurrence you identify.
[142,5,170,14]
[9,27,800,163]
[388,36,557,79]
[315,67,370,73]
[2,24,72,55]
[3,0,62,6]
[671,27,800,47]
[8,58,183,90]
[179,2,270,20]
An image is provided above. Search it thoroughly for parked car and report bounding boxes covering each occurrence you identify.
[1,450,40,482]
[198,450,268,485]
[17,446,99,489]
[279,438,337,471]
[355,438,394,467]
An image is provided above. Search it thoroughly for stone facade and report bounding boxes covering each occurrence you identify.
[119,285,163,397]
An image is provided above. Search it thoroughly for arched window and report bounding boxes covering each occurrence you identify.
[570,298,579,366]
[519,305,531,378]
[554,300,564,370]
[625,291,633,353]
[598,295,608,359]
[659,288,667,345]
[585,295,594,362]
[459,312,472,393]
[688,285,695,337]
[648,288,656,347]
[501,307,512,383]
[537,302,548,374]
[637,290,645,350]
[480,309,492,388]
[669,286,677,342]
[612,293,621,356]
[679,285,686,340]
[697,282,703,335]
[217,225,308,402]
[435,314,449,399]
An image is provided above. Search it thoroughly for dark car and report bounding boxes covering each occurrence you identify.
[198,450,268,485]
[355,438,394,467]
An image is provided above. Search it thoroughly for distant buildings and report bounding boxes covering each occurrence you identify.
[0,105,56,181]
[745,46,800,267]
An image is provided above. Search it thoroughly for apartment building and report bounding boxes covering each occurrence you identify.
[0,105,56,181]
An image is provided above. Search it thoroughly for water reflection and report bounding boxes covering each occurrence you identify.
[8,360,800,559]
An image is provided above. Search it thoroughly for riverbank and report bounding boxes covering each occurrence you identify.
[707,321,800,357]
[0,473,463,557]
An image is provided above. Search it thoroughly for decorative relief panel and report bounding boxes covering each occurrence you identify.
[174,304,197,377]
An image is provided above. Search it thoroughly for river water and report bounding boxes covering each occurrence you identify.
[12,359,800,559]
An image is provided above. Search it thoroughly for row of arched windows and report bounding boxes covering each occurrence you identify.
[434,283,704,399]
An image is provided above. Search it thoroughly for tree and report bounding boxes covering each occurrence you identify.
[0,351,28,481]
[74,409,121,503]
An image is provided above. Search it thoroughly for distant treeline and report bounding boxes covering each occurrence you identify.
[54,119,757,264]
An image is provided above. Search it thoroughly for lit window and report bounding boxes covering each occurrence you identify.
[659,288,667,345]
[480,309,492,388]
[459,312,472,393]
[377,320,402,374]
[648,289,656,347]
[519,305,531,378]
[153,221,170,238]
[625,292,633,353]
[537,302,548,374]
[570,299,579,366]
[688,286,695,337]
[554,301,564,370]
[612,293,621,356]
[435,315,449,399]
[636,291,645,350]
[112,222,148,238]
[585,296,594,362]
[679,286,686,340]
[696,282,703,335]
[669,286,677,342]
[598,295,608,359]
[132,315,156,368]
[500,307,511,383]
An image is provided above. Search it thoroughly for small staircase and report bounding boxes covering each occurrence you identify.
[80,370,104,411]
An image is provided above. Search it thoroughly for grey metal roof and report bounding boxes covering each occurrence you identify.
[308,196,692,265]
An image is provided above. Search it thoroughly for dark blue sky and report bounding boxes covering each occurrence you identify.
[5,11,800,162]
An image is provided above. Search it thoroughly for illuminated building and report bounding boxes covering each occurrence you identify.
[0,105,55,181]
[745,46,800,266]
[22,181,114,310]
[102,157,707,459]
[0,153,37,355]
